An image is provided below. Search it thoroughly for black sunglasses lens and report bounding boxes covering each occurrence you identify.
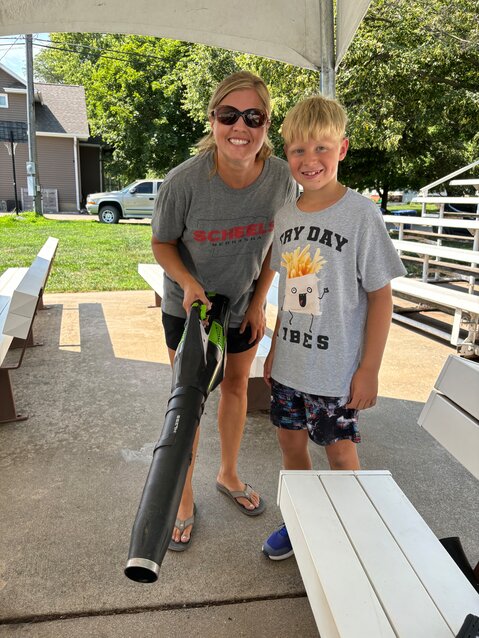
[244,109,267,128]
[214,107,267,128]
[215,108,240,125]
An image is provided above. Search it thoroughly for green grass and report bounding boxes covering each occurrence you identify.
[0,212,155,292]
[387,203,438,213]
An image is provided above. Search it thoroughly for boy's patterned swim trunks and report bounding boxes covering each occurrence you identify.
[270,379,360,446]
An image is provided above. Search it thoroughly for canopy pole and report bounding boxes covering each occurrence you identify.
[319,0,336,97]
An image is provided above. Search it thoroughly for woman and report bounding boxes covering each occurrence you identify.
[151,71,297,550]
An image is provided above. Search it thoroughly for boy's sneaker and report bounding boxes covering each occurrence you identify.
[262,523,294,560]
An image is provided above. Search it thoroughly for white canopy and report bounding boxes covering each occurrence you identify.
[0,0,371,71]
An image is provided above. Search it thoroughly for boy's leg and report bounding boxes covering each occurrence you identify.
[263,429,304,559]
[277,428,312,470]
[263,381,310,560]
[325,438,360,471]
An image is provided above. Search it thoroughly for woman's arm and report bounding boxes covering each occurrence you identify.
[151,236,210,311]
[346,283,393,410]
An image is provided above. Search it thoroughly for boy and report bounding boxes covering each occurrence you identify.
[262,95,406,560]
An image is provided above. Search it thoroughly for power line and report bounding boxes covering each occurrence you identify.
[1,34,166,70]
[31,36,187,63]
[31,41,155,65]
[0,35,21,62]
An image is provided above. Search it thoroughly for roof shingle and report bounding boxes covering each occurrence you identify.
[34,83,89,137]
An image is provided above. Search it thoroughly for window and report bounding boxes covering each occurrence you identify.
[135,182,153,194]
[0,94,8,108]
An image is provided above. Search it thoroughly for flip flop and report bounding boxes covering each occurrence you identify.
[216,482,266,516]
[168,504,197,552]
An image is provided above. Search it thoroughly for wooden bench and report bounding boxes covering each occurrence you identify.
[138,263,165,309]
[449,178,479,188]
[0,267,29,360]
[418,354,479,480]
[392,239,479,281]
[391,276,479,356]
[0,237,59,424]
[385,216,479,353]
[138,263,273,410]
[402,229,475,243]
[413,195,479,214]
[278,469,479,637]
[383,215,479,249]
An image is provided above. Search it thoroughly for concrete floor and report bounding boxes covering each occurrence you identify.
[0,290,477,637]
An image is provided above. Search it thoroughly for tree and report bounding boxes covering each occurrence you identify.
[337,0,479,207]
[180,46,319,154]
[35,1,479,196]
[180,1,479,209]
[34,33,103,86]
[35,34,204,181]
[87,36,204,180]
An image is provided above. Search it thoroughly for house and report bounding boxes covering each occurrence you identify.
[0,63,103,212]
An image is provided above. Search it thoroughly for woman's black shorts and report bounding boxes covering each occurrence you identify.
[162,312,258,354]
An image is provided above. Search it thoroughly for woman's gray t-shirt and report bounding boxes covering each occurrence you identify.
[152,151,297,326]
[270,188,406,396]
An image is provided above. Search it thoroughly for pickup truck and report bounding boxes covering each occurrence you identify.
[86,179,163,223]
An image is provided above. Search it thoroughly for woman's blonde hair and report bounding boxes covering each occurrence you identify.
[197,71,273,161]
[281,95,348,145]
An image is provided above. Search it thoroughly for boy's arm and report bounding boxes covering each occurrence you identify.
[264,313,281,387]
[346,283,393,410]
[240,246,276,343]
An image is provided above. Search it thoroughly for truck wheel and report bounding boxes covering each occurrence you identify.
[99,205,121,224]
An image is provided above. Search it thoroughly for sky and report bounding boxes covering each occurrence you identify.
[0,34,49,79]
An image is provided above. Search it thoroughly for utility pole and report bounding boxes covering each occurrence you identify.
[25,34,42,214]
[319,0,336,98]
[8,131,19,214]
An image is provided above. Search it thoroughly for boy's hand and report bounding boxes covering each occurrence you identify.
[346,367,378,410]
[263,351,274,387]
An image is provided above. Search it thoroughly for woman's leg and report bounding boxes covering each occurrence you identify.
[216,345,262,511]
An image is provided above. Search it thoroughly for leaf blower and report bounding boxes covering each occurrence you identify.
[125,293,230,583]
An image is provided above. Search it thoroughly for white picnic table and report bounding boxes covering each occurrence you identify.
[278,470,479,638]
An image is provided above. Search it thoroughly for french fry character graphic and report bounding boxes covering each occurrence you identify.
[281,244,329,331]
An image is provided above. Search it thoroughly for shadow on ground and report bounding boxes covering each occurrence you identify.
[0,292,477,637]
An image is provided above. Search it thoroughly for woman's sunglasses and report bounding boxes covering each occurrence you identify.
[211,105,269,129]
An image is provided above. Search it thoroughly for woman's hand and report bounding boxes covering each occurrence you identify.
[182,278,211,314]
[240,299,266,344]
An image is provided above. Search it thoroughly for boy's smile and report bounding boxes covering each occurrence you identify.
[285,134,349,207]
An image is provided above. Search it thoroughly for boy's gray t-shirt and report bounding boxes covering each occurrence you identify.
[152,151,297,326]
[271,188,406,396]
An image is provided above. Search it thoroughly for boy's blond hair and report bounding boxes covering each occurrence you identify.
[281,95,348,145]
[197,70,273,161]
